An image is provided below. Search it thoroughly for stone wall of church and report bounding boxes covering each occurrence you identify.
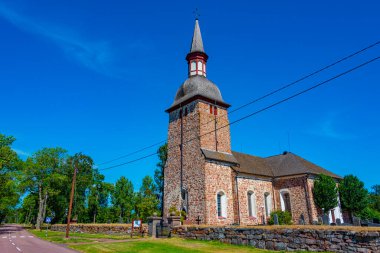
[198,102,231,154]
[237,177,274,225]
[307,178,322,223]
[274,176,311,224]
[204,161,235,225]
[164,101,206,222]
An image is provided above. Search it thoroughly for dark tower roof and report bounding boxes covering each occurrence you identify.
[190,19,205,53]
[166,19,229,112]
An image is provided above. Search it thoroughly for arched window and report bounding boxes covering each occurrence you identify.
[247,191,257,217]
[264,192,271,217]
[217,191,227,218]
[280,190,292,213]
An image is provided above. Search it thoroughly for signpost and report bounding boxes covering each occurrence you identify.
[131,219,143,238]
[45,217,51,237]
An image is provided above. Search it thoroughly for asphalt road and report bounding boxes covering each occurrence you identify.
[0,224,78,253]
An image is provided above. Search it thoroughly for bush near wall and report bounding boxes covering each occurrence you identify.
[267,210,292,225]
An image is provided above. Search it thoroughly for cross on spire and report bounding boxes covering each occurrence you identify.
[193,8,200,20]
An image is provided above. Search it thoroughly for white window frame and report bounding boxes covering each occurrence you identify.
[247,191,257,218]
[216,191,227,218]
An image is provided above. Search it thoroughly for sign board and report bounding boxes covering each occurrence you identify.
[133,219,142,228]
[45,217,52,223]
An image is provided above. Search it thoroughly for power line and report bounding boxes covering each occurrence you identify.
[96,40,380,166]
[99,56,379,171]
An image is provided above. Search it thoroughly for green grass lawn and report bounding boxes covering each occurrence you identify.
[28,229,138,244]
[29,229,326,253]
[70,238,281,253]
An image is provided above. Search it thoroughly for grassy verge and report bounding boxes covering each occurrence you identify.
[70,237,282,253]
[28,229,139,244]
[29,229,329,253]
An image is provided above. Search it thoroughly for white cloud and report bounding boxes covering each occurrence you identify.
[308,118,356,141]
[0,3,123,78]
[12,148,31,157]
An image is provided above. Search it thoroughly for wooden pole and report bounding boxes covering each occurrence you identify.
[66,164,77,238]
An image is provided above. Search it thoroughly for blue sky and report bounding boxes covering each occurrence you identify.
[1,0,379,190]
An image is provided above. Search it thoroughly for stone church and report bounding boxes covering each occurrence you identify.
[163,19,343,225]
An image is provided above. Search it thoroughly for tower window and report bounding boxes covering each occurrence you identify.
[190,61,196,76]
[210,105,213,114]
[214,106,218,116]
[197,61,203,75]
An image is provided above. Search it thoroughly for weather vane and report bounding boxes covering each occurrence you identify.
[193,8,200,20]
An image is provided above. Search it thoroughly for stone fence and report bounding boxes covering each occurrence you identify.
[51,223,148,235]
[172,226,380,252]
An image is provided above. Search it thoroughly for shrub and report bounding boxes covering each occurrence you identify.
[268,210,292,225]
[168,206,187,222]
[358,207,380,221]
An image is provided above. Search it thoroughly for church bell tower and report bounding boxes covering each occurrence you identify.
[163,19,233,224]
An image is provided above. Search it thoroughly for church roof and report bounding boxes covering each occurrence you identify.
[201,148,239,165]
[232,151,274,177]
[231,151,341,179]
[190,19,205,53]
[167,75,228,111]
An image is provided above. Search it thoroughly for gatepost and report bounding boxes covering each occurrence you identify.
[148,214,163,238]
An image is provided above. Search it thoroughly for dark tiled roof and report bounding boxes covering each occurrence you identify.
[232,151,341,179]
[232,151,274,177]
[265,152,341,179]
[168,76,226,110]
[201,149,239,165]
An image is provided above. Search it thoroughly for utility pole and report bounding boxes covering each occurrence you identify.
[66,163,77,238]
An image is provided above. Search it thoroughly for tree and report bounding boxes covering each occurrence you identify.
[0,133,22,222]
[154,143,167,214]
[372,185,380,196]
[112,176,135,223]
[369,185,380,214]
[135,176,159,222]
[339,174,368,222]
[312,174,338,214]
[23,147,67,229]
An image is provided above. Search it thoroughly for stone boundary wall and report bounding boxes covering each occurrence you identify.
[51,224,148,235]
[172,226,380,252]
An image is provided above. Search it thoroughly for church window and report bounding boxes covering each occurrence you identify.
[190,61,196,76]
[264,192,271,217]
[214,106,218,116]
[247,191,257,217]
[210,105,213,114]
[197,61,203,75]
[280,190,292,213]
[217,191,227,218]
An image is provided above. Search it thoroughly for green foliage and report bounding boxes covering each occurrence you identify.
[135,176,159,222]
[369,185,380,213]
[112,176,135,223]
[0,133,164,225]
[168,206,186,222]
[357,206,380,221]
[339,175,368,217]
[154,143,167,212]
[312,174,338,213]
[267,210,292,225]
[0,133,22,222]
